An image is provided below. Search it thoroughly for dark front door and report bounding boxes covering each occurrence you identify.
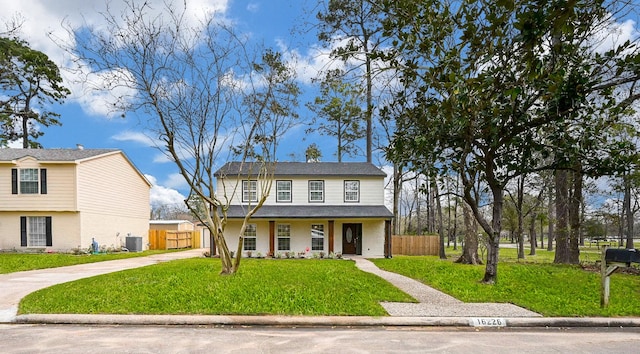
[342,223,362,255]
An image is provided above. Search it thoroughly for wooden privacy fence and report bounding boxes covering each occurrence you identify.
[148,230,200,250]
[392,235,440,256]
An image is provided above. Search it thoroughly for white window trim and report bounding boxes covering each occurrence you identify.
[311,224,324,251]
[308,180,324,203]
[344,180,360,203]
[28,216,47,247]
[277,224,291,251]
[276,180,292,203]
[242,180,258,203]
[243,224,257,251]
[20,168,40,194]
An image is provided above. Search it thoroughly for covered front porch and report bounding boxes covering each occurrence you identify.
[219,205,393,258]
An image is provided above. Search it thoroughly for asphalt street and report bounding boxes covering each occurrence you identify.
[1,324,639,353]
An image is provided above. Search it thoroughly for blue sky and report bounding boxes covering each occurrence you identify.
[2,0,372,209]
[3,0,639,214]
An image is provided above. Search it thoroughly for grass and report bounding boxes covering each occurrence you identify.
[15,244,640,317]
[0,250,177,274]
[19,258,414,316]
[371,246,640,317]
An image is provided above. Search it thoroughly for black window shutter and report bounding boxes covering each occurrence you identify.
[45,217,52,247]
[20,216,27,246]
[12,169,18,194]
[40,169,47,194]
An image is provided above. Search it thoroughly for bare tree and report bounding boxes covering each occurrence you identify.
[60,1,299,274]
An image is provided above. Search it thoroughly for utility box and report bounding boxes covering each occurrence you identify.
[125,236,143,252]
[605,248,640,266]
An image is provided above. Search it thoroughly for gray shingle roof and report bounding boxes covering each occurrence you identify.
[215,162,387,177]
[225,205,393,219]
[0,148,119,162]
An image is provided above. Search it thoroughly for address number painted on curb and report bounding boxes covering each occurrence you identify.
[469,318,507,327]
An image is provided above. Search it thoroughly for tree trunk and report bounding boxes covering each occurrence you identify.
[393,164,402,235]
[516,176,525,260]
[529,212,537,256]
[482,184,503,284]
[547,183,555,251]
[623,172,635,249]
[456,201,481,264]
[554,169,570,263]
[568,167,582,264]
[432,178,446,259]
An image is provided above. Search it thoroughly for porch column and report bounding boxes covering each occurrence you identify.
[385,219,392,258]
[328,220,334,253]
[269,220,275,255]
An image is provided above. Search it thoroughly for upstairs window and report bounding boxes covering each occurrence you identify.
[276,180,292,202]
[12,168,47,195]
[344,180,360,202]
[242,180,257,202]
[309,180,324,202]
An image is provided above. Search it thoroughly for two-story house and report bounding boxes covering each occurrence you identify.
[0,148,151,252]
[214,162,393,258]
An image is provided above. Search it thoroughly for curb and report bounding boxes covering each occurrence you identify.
[12,314,640,328]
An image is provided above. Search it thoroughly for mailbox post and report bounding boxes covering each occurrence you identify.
[601,247,640,308]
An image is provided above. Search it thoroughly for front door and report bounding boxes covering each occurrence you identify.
[342,223,362,255]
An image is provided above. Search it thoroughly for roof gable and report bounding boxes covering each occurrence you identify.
[0,148,120,162]
[215,161,387,177]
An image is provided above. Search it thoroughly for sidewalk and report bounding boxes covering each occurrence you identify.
[3,250,640,328]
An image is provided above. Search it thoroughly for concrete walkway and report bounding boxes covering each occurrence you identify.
[351,257,540,317]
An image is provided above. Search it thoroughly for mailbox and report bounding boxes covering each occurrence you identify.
[605,248,640,266]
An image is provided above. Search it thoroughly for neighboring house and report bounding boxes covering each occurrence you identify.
[214,162,393,258]
[0,148,151,252]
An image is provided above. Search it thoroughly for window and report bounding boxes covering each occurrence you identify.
[309,180,324,202]
[277,224,291,251]
[20,216,52,247]
[243,224,257,251]
[311,224,324,251]
[242,180,257,202]
[12,168,47,195]
[344,180,360,202]
[276,180,292,202]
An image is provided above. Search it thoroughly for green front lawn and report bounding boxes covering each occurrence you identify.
[19,258,414,316]
[371,252,640,317]
[0,250,177,274]
[16,246,640,317]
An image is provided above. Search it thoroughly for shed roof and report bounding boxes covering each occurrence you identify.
[149,220,194,225]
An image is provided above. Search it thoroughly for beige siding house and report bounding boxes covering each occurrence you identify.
[0,148,151,252]
[215,162,393,258]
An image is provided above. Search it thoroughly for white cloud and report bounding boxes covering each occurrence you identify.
[591,16,638,54]
[247,2,260,13]
[275,39,342,85]
[2,0,231,119]
[164,173,190,190]
[112,131,155,145]
[145,174,187,208]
